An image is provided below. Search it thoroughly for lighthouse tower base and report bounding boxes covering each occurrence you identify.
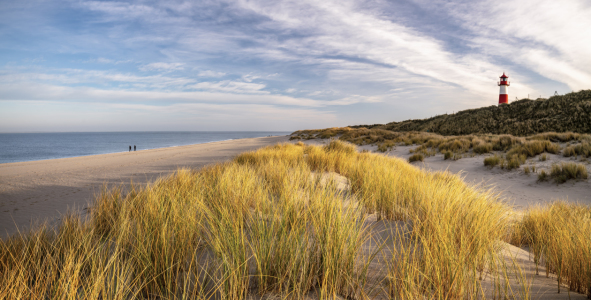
[499,94,508,105]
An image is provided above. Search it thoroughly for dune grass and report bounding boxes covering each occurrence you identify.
[1,140,587,299]
[563,142,591,158]
[291,129,590,171]
[511,201,591,297]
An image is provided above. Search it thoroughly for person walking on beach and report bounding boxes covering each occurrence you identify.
[129,145,131,152]
[134,145,136,151]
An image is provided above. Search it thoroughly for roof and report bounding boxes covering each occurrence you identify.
[500,72,509,78]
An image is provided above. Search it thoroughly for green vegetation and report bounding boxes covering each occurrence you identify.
[352,90,591,136]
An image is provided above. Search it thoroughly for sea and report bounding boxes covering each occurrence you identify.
[0,131,291,164]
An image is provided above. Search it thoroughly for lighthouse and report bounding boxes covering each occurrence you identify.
[498,73,510,105]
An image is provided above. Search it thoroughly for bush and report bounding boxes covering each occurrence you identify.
[539,154,548,161]
[408,153,424,163]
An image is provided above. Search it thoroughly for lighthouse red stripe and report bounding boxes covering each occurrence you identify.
[499,94,508,104]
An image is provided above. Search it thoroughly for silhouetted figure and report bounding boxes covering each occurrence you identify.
[134,145,136,151]
[129,145,131,152]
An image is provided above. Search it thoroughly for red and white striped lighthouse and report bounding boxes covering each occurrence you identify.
[498,72,510,105]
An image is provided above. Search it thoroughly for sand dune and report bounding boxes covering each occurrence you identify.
[0,136,290,238]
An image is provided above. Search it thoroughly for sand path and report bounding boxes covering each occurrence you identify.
[0,136,289,238]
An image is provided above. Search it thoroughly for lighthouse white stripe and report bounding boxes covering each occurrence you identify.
[499,86,508,95]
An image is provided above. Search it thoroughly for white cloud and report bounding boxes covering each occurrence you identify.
[198,70,226,77]
[190,80,267,94]
[139,62,185,72]
[436,0,591,91]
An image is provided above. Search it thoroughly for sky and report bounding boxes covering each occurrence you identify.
[1,0,590,132]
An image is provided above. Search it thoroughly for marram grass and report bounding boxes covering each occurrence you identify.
[511,201,591,297]
[1,140,586,299]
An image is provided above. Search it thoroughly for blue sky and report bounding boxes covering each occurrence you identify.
[1,0,590,132]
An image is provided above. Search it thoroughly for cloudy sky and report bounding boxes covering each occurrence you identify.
[1,0,590,132]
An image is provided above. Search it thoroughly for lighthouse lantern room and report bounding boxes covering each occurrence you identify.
[498,73,510,105]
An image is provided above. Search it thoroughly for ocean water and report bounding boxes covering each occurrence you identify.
[0,131,291,164]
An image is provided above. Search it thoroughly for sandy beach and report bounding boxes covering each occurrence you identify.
[4,136,590,239]
[0,136,290,238]
[2,136,590,298]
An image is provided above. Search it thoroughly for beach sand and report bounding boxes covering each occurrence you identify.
[385,145,591,209]
[2,136,589,298]
[0,136,289,238]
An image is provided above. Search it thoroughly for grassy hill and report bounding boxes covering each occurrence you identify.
[353,90,591,136]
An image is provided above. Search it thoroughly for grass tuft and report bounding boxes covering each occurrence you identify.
[484,154,501,167]
[549,162,588,183]
[408,153,424,162]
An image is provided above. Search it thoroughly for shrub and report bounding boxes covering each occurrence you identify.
[539,154,548,161]
[408,153,424,162]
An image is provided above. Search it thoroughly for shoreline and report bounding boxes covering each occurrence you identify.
[0,135,290,238]
[0,132,290,165]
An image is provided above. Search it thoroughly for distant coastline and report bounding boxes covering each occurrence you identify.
[0,131,290,164]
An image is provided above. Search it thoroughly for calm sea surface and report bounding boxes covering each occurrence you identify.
[0,131,291,164]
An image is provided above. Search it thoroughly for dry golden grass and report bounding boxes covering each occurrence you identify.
[511,201,591,297]
[549,162,589,183]
[563,142,591,158]
[290,129,589,171]
[1,140,587,299]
